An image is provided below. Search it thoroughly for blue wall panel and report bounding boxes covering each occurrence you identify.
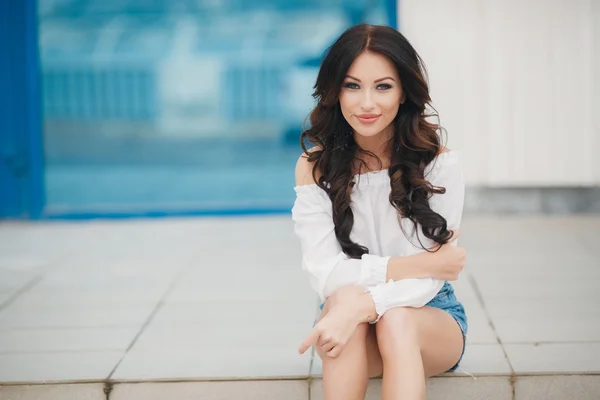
[0,0,45,219]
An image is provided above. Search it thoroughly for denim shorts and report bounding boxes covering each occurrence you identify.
[317,281,468,372]
[425,281,468,372]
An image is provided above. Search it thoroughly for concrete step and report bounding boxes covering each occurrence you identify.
[1,375,600,400]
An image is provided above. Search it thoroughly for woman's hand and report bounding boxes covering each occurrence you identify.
[298,285,374,358]
[299,305,358,358]
[429,229,466,281]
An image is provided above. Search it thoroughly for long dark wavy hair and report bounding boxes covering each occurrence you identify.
[300,23,454,258]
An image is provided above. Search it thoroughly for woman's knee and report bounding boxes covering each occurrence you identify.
[317,322,369,360]
[375,307,420,352]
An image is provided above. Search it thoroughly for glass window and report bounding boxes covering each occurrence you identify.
[38,0,394,214]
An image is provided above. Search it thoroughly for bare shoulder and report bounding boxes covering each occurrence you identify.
[295,147,322,186]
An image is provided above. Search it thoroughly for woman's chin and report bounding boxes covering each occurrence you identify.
[353,126,387,138]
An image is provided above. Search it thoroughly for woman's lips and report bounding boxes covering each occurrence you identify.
[356,114,381,125]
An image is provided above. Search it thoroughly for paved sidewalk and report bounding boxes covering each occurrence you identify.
[0,214,599,399]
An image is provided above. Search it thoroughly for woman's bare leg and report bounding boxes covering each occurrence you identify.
[376,307,426,399]
[375,306,464,399]
[318,322,370,400]
[366,324,383,378]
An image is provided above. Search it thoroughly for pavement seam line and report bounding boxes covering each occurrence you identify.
[467,273,516,375]
[103,381,113,400]
[509,374,516,400]
[105,266,188,380]
[0,275,43,314]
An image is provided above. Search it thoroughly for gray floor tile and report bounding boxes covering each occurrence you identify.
[8,287,164,309]
[474,259,600,278]
[110,381,308,400]
[165,288,313,303]
[0,327,140,352]
[451,344,512,375]
[462,299,498,344]
[112,346,312,380]
[133,320,311,349]
[0,352,122,383]
[451,276,478,301]
[505,343,600,373]
[428,377,513,400]
[515,375,600,400]
[0,304,155,330]
[38,272,176,288]
[0,383,106,399]
[484,297,599,319]
[0,291,16,306]
[0,255,49,271]
[462,233,596,268]
[151,299,318,326]
[474,275,596,299]
[493,315,600,343]
[166,266,314,302]
[0,268,39,293]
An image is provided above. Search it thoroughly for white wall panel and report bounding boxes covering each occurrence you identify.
[399,0,596,186]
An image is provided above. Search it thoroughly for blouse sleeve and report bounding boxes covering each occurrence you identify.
[366,151,465,322]
[291,184,390,301]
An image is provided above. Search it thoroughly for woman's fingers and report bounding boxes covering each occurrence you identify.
[298,326,321,354]
[326,344,343,358]
[317,335,331,347]
[320,340,336,354]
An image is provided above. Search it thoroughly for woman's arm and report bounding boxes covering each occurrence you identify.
[384,234,465,282]
[293,154,448,301]
[385,251,437,281]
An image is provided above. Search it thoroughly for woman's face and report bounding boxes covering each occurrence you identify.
[339,51,403,140]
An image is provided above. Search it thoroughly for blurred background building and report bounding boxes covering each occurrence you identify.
[1,0,394,219]
[1,0,599,220]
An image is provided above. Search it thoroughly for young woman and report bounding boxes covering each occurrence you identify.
[292,24,468,399]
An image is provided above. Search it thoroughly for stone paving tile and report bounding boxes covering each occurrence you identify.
[110,381,309,400]
[0,384,106,399]
[0,304,155,330]
[0,327,139,353]
[0,352,122,383]
[493,315,600,343]
[112,346,312,380]
[515,376,600,400]
[504,343,600,374]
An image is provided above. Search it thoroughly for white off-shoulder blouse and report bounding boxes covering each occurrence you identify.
[291,151,465,322]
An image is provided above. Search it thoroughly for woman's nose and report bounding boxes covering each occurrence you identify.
[360,90,375,111]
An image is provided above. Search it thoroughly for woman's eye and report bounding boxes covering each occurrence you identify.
[342,82,392,90]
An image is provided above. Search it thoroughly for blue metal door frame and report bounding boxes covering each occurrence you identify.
[0,0,397,220]
[0,0,45,219]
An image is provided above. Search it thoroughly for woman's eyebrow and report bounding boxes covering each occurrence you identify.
[374,76,395,83]
[344,75,396,83]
